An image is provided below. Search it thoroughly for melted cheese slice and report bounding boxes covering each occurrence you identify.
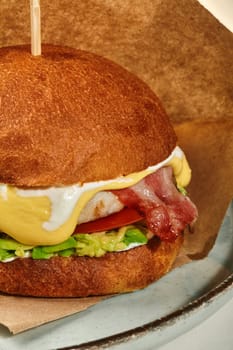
[0,146,191,245]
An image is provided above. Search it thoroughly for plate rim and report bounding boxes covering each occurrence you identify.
[59,273,233,350]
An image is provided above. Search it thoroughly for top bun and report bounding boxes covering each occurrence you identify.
[0,45,176,187]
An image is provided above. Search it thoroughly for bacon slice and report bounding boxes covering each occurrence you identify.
[112,166,198,241]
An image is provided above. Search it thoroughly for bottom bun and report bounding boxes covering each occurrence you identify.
[0,235,183,297]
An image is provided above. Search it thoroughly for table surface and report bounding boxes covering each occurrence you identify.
[158,296,233,350]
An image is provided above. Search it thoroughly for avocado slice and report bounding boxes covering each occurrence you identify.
[0,238,33,251]
[0,225,149,260]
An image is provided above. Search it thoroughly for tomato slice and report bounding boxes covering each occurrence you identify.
[75,207,143,233]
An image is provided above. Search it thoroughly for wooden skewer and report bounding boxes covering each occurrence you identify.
[30,0,41,56]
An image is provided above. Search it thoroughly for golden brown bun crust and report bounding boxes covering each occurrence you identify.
[0,45,176,187]
[0,236,182,297]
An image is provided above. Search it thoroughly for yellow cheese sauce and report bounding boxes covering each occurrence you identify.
[0,146,191,245]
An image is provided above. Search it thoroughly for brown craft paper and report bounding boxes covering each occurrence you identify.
[0,295,104,335]
[0,0,232,334]
[174,119,233,264]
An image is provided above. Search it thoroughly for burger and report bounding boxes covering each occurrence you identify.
[0,44,197,297]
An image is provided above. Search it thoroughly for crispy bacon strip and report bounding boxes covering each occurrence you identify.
[112,167,198,241]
